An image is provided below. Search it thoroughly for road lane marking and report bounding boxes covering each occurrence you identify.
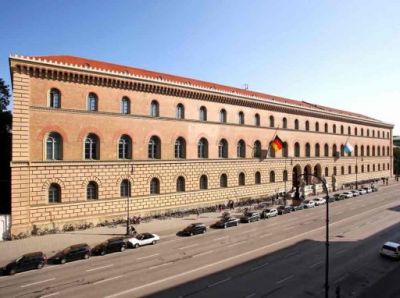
[227,241,245,248]
[213,236,229,241]
[149,262,173,270]
[93,275,123,285]
[208,277,231,288]
[105,200,400,298]
[251,262,269,271]
[193,250,213,258]
[276,274,294,284]
[86,264,114,272]
[245,293,256,298]
[259,233,272,238]
[178,244,198,250]
[336,249,347,255]
[137,253,159,260]
[21,278,56,288]
[40,292,59,298]
[309,261,323,268]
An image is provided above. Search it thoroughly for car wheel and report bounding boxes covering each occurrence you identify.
[120,246,126,252]
[60,258,66,264]
[235,222,238,226]
[83,253,89,260]
[100,250,106,256]
[202,229,206,234]
[224,224,227,229]
[190,232,194,236]
[9,268,16,275]
[134,243,139,249]
[152,240,157,245]
[37,262,44,269]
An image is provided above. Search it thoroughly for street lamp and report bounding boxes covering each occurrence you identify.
[297,173,330,298]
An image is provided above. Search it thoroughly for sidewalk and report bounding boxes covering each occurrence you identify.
[0,178,395,267]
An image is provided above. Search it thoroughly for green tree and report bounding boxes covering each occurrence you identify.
[394,147,400,176]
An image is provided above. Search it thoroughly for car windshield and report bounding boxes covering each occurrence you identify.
[135,234,144,240]
[382,245,397,252]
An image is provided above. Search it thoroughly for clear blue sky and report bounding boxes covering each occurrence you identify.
[1,0,399,134]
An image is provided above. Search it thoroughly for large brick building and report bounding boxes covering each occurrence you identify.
[9,55,393,235]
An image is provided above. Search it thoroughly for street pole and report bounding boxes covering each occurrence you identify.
[355,155,358,189]
[126,162,131,236]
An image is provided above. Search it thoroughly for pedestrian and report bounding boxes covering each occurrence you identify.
[196,208,200,217]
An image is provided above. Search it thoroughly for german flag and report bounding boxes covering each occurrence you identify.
[271,135,283,152]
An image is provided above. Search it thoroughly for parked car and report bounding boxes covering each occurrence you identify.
[363,187,373,193]
[127,233,160,248]
[240,211,261,223]
[327,196,336,203]
[340,192,354,199]
[313,198,326,206]
[180,223,207,236]
[351,190,360,197]
[334,193,345,201]
[3,252,47,275]
[277,205,291,215]
[91,237,127,256]
[380,242,400,259]
[51,243,91,264]
[372,186,379,192]
[290,203,305,211]
[261,208,278,219]
[358,188,367,195]
[213,217,239,229]
[304,200,316,208]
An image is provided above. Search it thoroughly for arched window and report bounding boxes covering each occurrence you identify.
[48,183,61,203]
[88,93,98,111]
[367,129,370,137]
[200,175,208,190]
[253,140,261,158]
[49,88,61,108]
[120,179,131,197]
[361,165,365,173]
[368,164,371,172]
[333,124,337,134]
[118,135,132,159]
[373,164,376,171]
[269,116,275,128]
[377,131,380,138]
[85,134,99,160]
[220,109,227,123]
[340,144,345,157]
[282,117,288,129]
[295,119,299,130]
[220,174,228,188]
[283,170,288,182]
[150,100,159,117]
[372,130,375,137]
[355,145,359,156]
[305,143,311,157]
[372,146,375,156]
[254,114,260,126]
[361,145,365,157]
[87,181,98,200]
[377,146,381,156]
[341,166,345,175]
[333,166,337,176]
[324,123,328,133]
[383,163,386,171]
[199,106,207,121]
[148,136,161,159]
[269,171,275,183]
[324,144,329,157]
[341,125,344,135]
[255,172,261,184]
[218,139,228,158]
[315,143,320,157]
[361,128,364,136]
[282,142,288,157]
[238,111,245,125]
[294,142,300,157]
[382,146,385,156]
[305,121,310,131]
[387,146,390,156]
[176,176,185,192]
[355,165,358,173]
[150,178,160,194]
[238,172,245,186]
[348,166,352,174]
[324,167,329,177]
[348,126,351,135]
[121,97,130,114]
[237,140,246,158]
[332,144,338,157]
[355,127,358,136]
[367,145,370,156]
[175,137,186,159]
[315,122,319,132]
[176,103,185,119]
[198,138,209,158]
[46,132,62,160]
[378,164,381,171]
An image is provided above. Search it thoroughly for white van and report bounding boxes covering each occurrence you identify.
[380,242,400,259]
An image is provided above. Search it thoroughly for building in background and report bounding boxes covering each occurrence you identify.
[9,55,393,235]
[394,136,400,176]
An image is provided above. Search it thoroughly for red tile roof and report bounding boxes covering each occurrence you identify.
[32,55,377,122]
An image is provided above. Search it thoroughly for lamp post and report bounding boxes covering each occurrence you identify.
[298,173,330,298]
[126,163,131,236]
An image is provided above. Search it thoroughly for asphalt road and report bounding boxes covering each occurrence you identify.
[1,184,399,298]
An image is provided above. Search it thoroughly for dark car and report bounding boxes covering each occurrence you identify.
[3,252,47,275]
[51,243,91,264]
[290,203,305,211]
[213,217,239,229]
[277,205,291,215]
[91,237,126,256]
[240,211,261,223]
[180,223,207,236]
[334,193,345,201]
[327,196,336,203]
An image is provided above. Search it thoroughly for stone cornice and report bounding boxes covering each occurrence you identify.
[10,55,394,129]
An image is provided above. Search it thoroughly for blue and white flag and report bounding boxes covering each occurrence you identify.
[344,142,353,154]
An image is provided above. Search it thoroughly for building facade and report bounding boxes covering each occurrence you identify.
[9,55,393,235]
